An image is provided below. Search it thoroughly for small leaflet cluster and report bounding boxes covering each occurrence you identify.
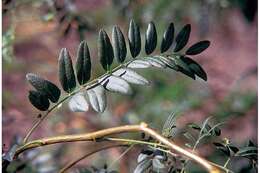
[134,114,258,173]
[185,118,257,172]
[134,113,177,173]
[134,149,167,173]
[26,20,210,113]
[213,139,257,169]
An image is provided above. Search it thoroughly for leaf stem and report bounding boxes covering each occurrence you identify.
[107,144,135,170]
[223,158,231,169]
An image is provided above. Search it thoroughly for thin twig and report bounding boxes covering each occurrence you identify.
[59,142,128,173]
[107,144,135,170]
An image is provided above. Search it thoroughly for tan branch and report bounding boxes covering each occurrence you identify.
[15,123,222,173]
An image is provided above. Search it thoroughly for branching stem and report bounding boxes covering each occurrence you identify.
[16,123,221,173]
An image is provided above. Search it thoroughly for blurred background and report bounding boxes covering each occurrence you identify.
[2,0,257,172]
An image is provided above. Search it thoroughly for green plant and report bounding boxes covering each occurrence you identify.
[3,19,257,173]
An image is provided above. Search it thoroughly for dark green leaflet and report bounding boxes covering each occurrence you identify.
[76,40,91,85]
[128,19,141,58]
[98,29,114,71]
[180,56,207,81]
[229,146,239,153]
[161,22,174,53]
[187,123,201,131]
[28,90,50,111]
[174,24,191,52]
[112,26,127,63]
[145,22,157,55]
[174,56,195,80]
[186,40,210,55]
[26,73,61,103]
[58,48,76,93]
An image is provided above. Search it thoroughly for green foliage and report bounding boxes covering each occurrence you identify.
[184,117,224,151]
[25,20,209,112]
[213,138,257,170]
[133,113,258,173]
